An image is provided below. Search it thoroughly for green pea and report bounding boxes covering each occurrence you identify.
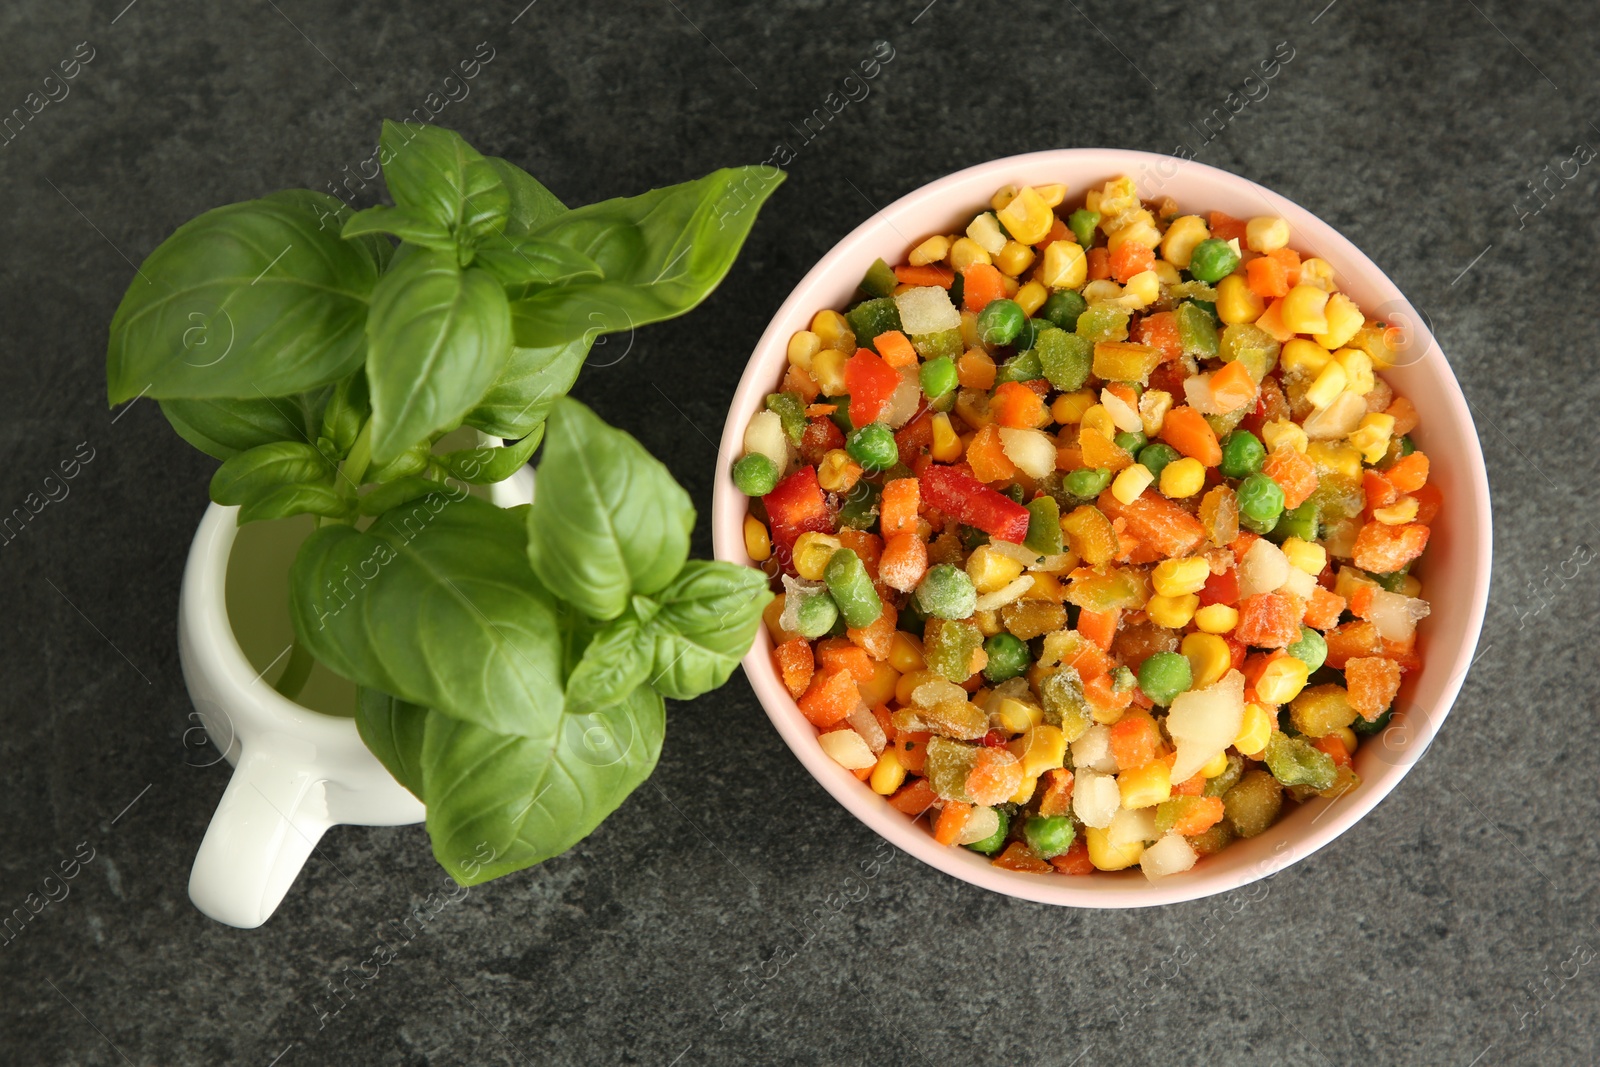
[1286,626,1327,672]
[731,453,779,497]
[1036,327,1092,392]
[1041,289,1088,331]
[1024,815,1075,859]
[1137,651,1192,706]
[1014,318,1044,353]
[793,587,838,639]
[1137,442,1181,480]
[965,809,1010,856]
[920,356,958,399]
[823,548,882,629]
[1067,208,1100,249]
[1219,430,1266,480]
[983,633,1031,682]
[1237,472,1285,531]
[976,298,1025,346]
[845,423,897,471]
[915,563,977,620]
[1064,467,1112,500]
[1188,239,1240,283]
[1114,430,1148,455]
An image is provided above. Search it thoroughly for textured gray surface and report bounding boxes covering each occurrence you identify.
[1,1,1596,1064]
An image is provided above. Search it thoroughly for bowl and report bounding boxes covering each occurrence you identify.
[711,149,1491,907]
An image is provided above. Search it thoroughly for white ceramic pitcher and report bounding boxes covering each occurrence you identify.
[180,461,533,928]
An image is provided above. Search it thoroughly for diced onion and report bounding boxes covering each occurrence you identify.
[818,728,876,770]
[956,806,1000,845]
[974,575,1034,611]
[1140,834,1198,879]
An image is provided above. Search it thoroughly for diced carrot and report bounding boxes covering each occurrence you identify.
[782,363,821,403]
[1324,620,1382,670]
[991,381,1047,429]
[1412,482,1443,525]
[1038,768,1075,817]
[1385,395,1419,436]
[961,263,1007,312]
[1171,771,1207,797]
[888,777,937,814]
[1035,216,1069,251]
[1253,299,1293,342]
[1209,360,1259,413]
[773,639,814,699]
[835,527,883,579]
[1302,586,1347,630]
[1087,246,1111,281]
[1229,530,1260,563]
[1208,211,1248,243]
[934,801,972,845]
[897,732,931,774]
[1084,672,1132,715]
[871,703,894,741]
[879,531,928,593]
[1097,487,1208,558]
[1080,426,1135,472]
[1352,522,1430,575]
[805,403,838,418]
[797,668,860,727]
[1312,734,1353,770]
[1133,310,1182,361]
[847,602,898,660]
[1022,378,1051,397]
[873,328,918,368]
[1348,583,1377,621]
[1077,608,1120,651]
[1110,710,1163,771]
[1158,406,1223,466]
[894,263,954,289]
[993,841,1054,873]
[1172,795,1226,836]
[1063,636,1114,682]
[880,478,920,539]
[1345,656,1402,721]
[816,638,876,686]
[957,348,997,390]
[1105,382,1139,409]
[1268,247,1301,287]
[1235,593,1302,649]
[1382,635,1422,673]
[844,348,900,424]
[1049,836,1095,875]
[966,424,1018,483]
[1109,241,1155,284]
[966,748,1024,806]
[1246,255,1290,299]
[1386,452,1430,493]
[1262,447,1319,510]
[1363,469,1398,514]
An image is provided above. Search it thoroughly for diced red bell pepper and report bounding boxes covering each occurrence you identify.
[893,406,933,467]
[843,348,900,425]
[1198,565,1240,606]
[764,466,834,572]
[799,417,845,466]
[918,463,1031,544]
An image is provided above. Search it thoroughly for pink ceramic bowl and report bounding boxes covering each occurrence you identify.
[711,149,1491,907]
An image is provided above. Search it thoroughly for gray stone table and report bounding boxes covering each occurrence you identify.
[1,1,1596,1063]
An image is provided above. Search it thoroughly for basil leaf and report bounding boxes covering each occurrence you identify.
[363,249,512,465]
[378,121,508,247]
[565,616,652,712]
[472,238,603,298]
[107,195,382,403]
[354,686,429,800]
[357,476,453,516]
[318,374,369,459]
[368,440,431,484]
[508,167,783,348]
[524,397,695,620]
[160,394,320,461]
[486,157,567,236]
[640,561,773,700]
[461,339,590,440]
[419,682,664,886]
[341,204,455,252]
[237,482,353,525]
[262,189,393,270]
[437,424,543,485]
[289,495,566,736]
[209,441,333,505]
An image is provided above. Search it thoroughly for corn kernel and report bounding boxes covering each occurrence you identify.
[870,749,907,795]
[967,211,1008,255]
[1051,389,1097,425]
[997,187,1054,245]
[1299,257,1337,291]
[1119,269,1161,309]
[1152,260,1181,287]
[949,236,992,272]
[1280,338,1332,378]
[1315,293,1365,350]
[1082,279,1123,304]
[1399,574,1423,598]
[1090,702,1128,726]
[1146,592,1199,629]
[929,412,963,462]
[743,514,771,562]
[811,309,854,352]
[1280,537,1327,576]
[888,631,925,673]
[1334,726,1359,756]
[792,531,841,580]
[1086,825,1144,870]
[816,448,862,493]
[989,184,1018,212]
[1334,565,1379,601]
[959,310,982,350]
[1034,183,1067,208]
[1245,216,1290,253]
[1304,361,1349,409]
[811,348,848,395]
[1216,274,1264,325]
[787,330,821,370]
[1200,750,1231,778]
[1348,411,1395,464]
[1374,497,1419,525]
[909,234,950,266]
[1181,632,1232,689]
[1193,603,1239,634]
[1234,702,1274,756]
[1010,774,1039,806]
[997,240,1036,277]
[1256,655,1310,704]
[1015,724,1067,777]
[967,544,1025,594]
[858,661,899,708]
[1015,279,1048,317]
[1334,348,1376,395]
[1080,403,1117,441]
[1260,419,1309,454]
[1306,441,1362,480]
[1112,463,1154,504]
[1160,214,1210,269]
[894,668,938,706]
[1038,240,1088,290]
[1280,284,1331,335]
[974,608,1003,636]
[1107,215,1162,253]
[1118,759,1172,809]
[996,697,1045,734]
[1159,456,1207,498]
[1151,557,1210,598]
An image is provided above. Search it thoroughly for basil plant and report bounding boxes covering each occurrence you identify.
[106,122,782,884]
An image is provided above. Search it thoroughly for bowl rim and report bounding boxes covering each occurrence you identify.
[712,148,1492,907]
